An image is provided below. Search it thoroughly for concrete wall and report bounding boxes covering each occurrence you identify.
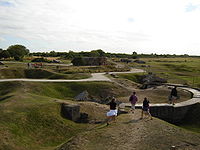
[149,105,193,123]
[61,103,80,122]
[127,87,200,123]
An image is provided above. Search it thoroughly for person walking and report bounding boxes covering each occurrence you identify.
[129,91,138,113]
[141,97,152,120]
[169,86,178,105]
[106,97,118,125]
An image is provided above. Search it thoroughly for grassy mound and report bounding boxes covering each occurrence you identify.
[58,110,200,150]
[117,73,144,83]
[25,82,129,100]
[0,96,86,150]
[0,68,91,79]
[0,81,128,150]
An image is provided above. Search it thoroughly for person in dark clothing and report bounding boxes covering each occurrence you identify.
[140,97,152,120]
[106,97,118,125]
[169,86,178,105]
[129,91,138,113]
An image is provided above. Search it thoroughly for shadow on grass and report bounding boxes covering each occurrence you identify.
[123,118,141,124]
[0,95,13,101]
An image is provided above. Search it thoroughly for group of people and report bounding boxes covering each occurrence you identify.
[106,86,179,125]
[106,91,152,125]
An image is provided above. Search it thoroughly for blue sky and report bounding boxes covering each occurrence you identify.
[0,0,200,55]
[0,1,13,7]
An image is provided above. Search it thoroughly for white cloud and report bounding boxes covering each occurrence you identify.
[0,0,200,55]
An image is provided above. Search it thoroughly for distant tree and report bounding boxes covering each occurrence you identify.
[96,49,105,57]
[7,44,29,61]
[132,51,138,59]
[65,50,77,59]
[0,50,11,59]
[90,50,100,57]
[49,51,57,57]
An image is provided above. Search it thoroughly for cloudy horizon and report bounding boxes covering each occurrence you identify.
[0,0,200,55]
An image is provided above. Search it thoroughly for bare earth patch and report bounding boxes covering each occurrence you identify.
[58,110,200,150]
[118,86,192,104]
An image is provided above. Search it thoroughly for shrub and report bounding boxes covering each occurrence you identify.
[31,58,50,62]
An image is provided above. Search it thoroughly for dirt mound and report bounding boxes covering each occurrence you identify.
[58,110,200,150]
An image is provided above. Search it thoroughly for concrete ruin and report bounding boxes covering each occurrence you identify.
[121,87,200,124]
[61,103,89,123]
[61,103,80,122]
[141,73,167,89]
[72,57,107,66]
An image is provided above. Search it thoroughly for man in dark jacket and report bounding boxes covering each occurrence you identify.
[169,86,178,105]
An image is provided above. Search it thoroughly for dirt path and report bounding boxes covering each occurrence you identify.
[58,110,200,150]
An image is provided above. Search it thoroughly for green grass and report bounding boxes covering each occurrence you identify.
[0,82,88,150]
[0,68,91,79]
[0,81,129,150]
[129,57,200,87]
[26,82,129,100]
[0,98,85,150]
[116,73,145,83]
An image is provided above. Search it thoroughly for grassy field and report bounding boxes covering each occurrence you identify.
[0,68,91,79]
[1,57,200,150]
[0,82,83,150]
[127,57,200,88]
[117,72,144,83]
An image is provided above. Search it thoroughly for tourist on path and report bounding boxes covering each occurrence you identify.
[140,97,152,120]
[129,91,138,113]
[169,86,178,105]
[106,97,118,125]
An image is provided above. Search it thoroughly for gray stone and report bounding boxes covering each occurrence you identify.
[134,59,146,64]
[118,109,128,115]
[141,73,167,89]
[74,90,89,101]
[61,103,80,122]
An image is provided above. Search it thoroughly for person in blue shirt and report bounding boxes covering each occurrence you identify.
[140,97,152,120]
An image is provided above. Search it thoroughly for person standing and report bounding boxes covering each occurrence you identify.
[129,91,138,113]
[141,97,152,120]
[169,86,178,105]
[106,97,118,125]
[27,63,30,69]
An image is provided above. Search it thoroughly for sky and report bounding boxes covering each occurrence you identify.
[0,0,200,55]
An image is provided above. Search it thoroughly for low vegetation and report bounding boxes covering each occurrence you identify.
[0,68,91,79]
[1,54,200,150]
[116,72,145,83]
[0,81,129,150]
[126,57,200,88]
